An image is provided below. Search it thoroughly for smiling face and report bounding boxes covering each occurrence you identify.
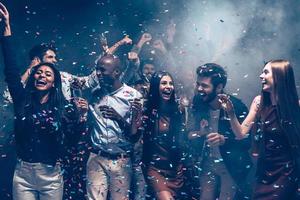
[34,65,55,91]
[159,75,174,102]
[260,63,274,93]
[42,50,57,64]
[143,63,155,80]
[195,76,217,103]
[96,55,121,88]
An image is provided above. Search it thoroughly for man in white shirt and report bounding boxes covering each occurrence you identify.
[86,54,142,200]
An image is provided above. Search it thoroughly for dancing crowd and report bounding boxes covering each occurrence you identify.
[1,3,300,200]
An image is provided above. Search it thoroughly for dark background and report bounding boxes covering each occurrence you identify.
[1,0,300,199]
[0,1,185,199]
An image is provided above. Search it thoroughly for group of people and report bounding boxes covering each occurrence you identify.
[1,2,300,200]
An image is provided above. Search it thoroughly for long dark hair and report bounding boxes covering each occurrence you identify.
[145,71,185,144]
[260,60,300,155]
[24,62,65,120]
[145,71,177,116]
[143,71,186,164]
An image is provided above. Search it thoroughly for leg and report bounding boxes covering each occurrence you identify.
[132,165,146,200]
[199,160,218,200]
[131,138,146,200]
[199,172,218,200]
[217,163,236,200]
[156,191,174,200]
[37,164,64,200]
[86,153,109,200]
[13,161,39,200]
[107,157,132,200]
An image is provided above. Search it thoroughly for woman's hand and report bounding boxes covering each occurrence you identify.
[73,97,89,122]
[218,94,234,115]
[0,3,11,36]
[131,98,143,127]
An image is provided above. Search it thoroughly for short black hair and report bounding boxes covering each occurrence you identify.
[29,43,57,61]
[96,54,123,72]
[140,58,155,67]
[196,63,227,88]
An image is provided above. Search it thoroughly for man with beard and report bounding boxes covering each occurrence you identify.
[86,54,143,200]
[187,63,252,200]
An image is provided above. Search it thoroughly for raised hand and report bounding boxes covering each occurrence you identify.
[136,33,152,49]
[0,2,9,23]
[152,39,167,54]
[107,35,132,55]
[218,94,234,114]
[166,20,176,43]
[29,57,41,67]
[128,51,139,62]
[120,35,132,45]
[0,2,11,36]
[139,33,152,44]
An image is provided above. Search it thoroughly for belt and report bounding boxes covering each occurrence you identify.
[17,158,61,168]
[91,149,130,159]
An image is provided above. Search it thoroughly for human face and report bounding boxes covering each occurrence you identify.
[42,50,57,64]
[260,63,273,92]
[159,75,174,102]
[143,64,155,80]
[96,58,117,87]
[34,65,55,91]
[195,76,217,103]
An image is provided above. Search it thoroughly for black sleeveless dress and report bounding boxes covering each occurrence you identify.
[253,105,298,200]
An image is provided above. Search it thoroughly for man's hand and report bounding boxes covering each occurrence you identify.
[99,105,123,122]
[152,39,167,54]
[21,57,41,84]
[29,57,41,67]
[166,20,176,43]
[139,33,152,44]
[120,35,132,45]
[107,35,132,55]
[136,33,152,49]
[128,51,139,62]
[206,132,225,147]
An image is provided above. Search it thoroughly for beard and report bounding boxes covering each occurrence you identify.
[195,91,217,104]
[194,90,217,105]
